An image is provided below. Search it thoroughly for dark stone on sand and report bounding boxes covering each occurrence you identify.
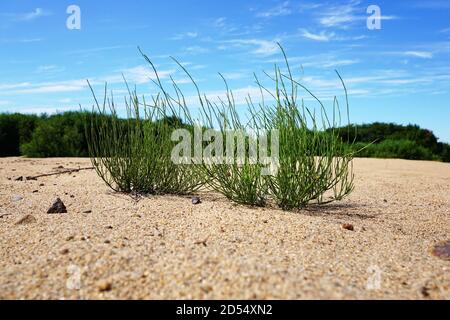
[47,198,67,214]
[342,223,354,231]
[192,197,202,205]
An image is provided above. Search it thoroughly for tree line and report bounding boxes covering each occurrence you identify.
[0,112,449,162]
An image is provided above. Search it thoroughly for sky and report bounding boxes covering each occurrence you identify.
[1,0,450,142]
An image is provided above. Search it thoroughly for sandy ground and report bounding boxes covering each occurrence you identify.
[0,157,449,300]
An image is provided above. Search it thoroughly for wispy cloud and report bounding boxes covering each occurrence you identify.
[183,46,209,55]
[316,1,397,28]
[321,59,360,68]
[0,65,174,95]
[256,1,291,18]
[299,29,366,42]
[10,80,88,94]
[66,45,134,56]
[298,3,324,11]
[221,71,249,80]
[35,65,65,74]
[20,8,50,21]
[222,39,280,56]
[317,0,362,28]
[1,8,52,22]
[103,65,175,85]
[170,32,198,40]
[212,17,238,33]
[404,51,434,59]
[300,29,335,42]
[0,82,33,91]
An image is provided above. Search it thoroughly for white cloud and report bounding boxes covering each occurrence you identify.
[0,65,175,96]
[171,32,198,40]
[0,82,33,90]
[14,8,51,21]
[321,59,360,68]
[213,17,227,28]
[12,80,88,94]
[221,72,248,80]
[103,65,175,84]
[257,1,291,18]
[300,29,335,42]
[298,3,323,11]
[316,1,397,28]
[299,29,366,42]
[404,51,433,59]
[223,39,280,56]
[317,0,362,28]
[211,17,239,34]
[183,46,209,55]
[35,65,65,74]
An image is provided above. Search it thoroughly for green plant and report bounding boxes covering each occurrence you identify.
[247,47,354,210]
[170,44,354,209]
[86,73,203,195]
[86,45,354,209]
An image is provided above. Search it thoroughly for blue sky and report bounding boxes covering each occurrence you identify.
[1,0,450,142]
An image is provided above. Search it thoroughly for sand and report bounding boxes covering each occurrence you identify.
[0,157,449,300]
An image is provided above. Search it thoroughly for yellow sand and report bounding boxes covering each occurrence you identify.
[0,157,449,299]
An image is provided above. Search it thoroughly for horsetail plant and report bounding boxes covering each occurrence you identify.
[85,71,204,195]
[86,44,355,209]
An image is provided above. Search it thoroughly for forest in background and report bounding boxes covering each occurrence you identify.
[0,112,449,162]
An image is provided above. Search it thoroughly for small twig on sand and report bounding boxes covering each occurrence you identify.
[23,167,95,180]
[0,213,12,219]
[194,235,210,247]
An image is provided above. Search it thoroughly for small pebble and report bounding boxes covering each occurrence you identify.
[192,197,202,205]
[97,280,112,292]
[342,223,354,231]
[60,248,69,255]
[47,198,67,214]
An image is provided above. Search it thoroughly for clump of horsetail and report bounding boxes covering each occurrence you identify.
[86,44,355,209]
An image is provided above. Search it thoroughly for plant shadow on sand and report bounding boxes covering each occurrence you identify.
[301,203,380,220]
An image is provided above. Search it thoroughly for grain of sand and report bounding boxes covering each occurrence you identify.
[0,157,449,299]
